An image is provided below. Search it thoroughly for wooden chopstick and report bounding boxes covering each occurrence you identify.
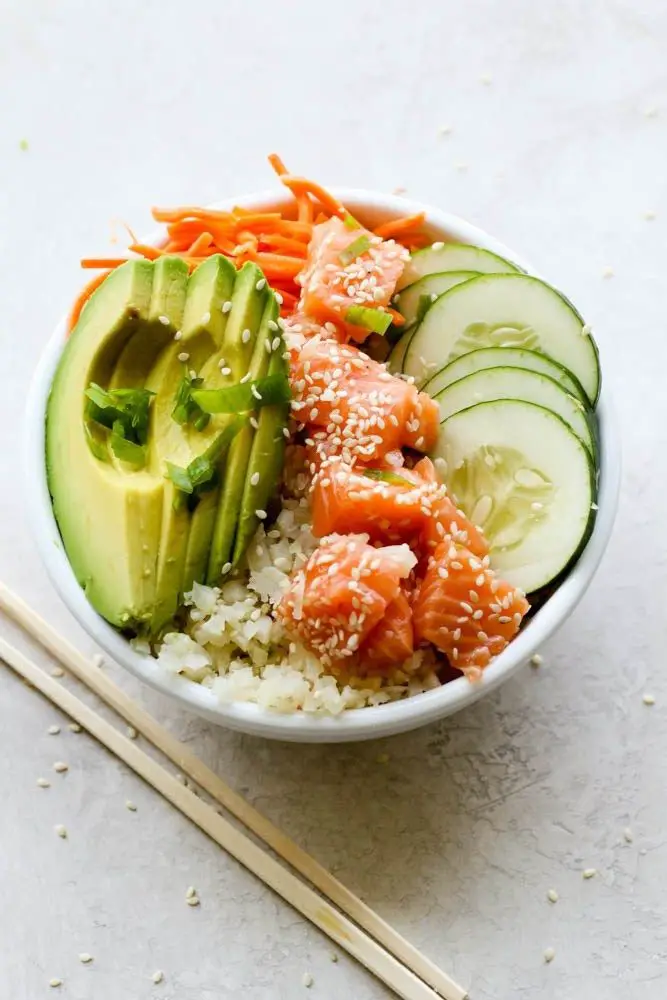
[0,584,467,1000]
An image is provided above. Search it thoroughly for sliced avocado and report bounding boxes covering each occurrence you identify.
[206,288,275,583]
[182,489,219,594]
[145,256,238,632]
[46,261,164,629]
[218,261,268,379]
[233,346,290,564]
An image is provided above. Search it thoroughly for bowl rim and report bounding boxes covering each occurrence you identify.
[24,187,621,742]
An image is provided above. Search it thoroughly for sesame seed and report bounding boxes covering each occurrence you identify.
[240,372,252,383]
[152,970,164,984]
[186,895,200,907]
[431,241,445,250]
[544,947,555,963]
[330,952,339,962]
[37,777,50,788]
[256,278,267,291]
[437,124,453,136]
[186,886,197,899]
[643,106,658,118]
[174,330,183,340]
[178,352,190,362]
[581,323,593,337]
[125,800,137,812]
[472,609,484,620]
[68,723,81,733]
[624,828,634,843]
[55,824,67,838]
[255,509,267,519]
[547,889,559,903]
[480,73,493,85]
[272,336,282,351]
[158,314,170,326]
[643,210,657,221]
[250,416,259,430]
[302,973,314,988]
[92,655,105,670]
[48,725,61,735]
[643,693,655,705]
[460,601,473,614]
[51,667,65,678]
[530,654,543,667]
[583,868,597,879]
[79,953,94,964]
[267,319,279,332]
[201,311,211,324]
[250,472,260,486]
[450,560,463,570]
[220,366,232,376]
[282,427,290,438]
[241,328,252,343]
[222,562,232,574]
[222,300,233,313]
[455,161,469,172]
[126,726,138,740]
[601,266,614,279]
[49,978,63,988]
[53,761,68,773]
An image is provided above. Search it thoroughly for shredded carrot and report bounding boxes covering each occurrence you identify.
[128,243,164,261]
[374,213,426,239]
[81,258,134,269]
[72,154,427,338]
[385,307,405,326]
[67,270,111,332]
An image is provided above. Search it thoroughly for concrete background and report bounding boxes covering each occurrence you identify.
[1,1,666,997]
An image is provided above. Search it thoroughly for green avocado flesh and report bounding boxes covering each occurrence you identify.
[46,257,290,635]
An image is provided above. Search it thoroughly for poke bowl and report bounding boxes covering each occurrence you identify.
[25,159,620,742]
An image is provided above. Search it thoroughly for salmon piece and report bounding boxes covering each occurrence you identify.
[290,336,439,464]
[413,540,529,679]
[360,591,414,670]
[311,460,447,543]
[298,217,408,342]
[412,458,488,559]
[277,534,416,666]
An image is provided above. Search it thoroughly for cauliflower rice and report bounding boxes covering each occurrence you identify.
[151,493,440,715]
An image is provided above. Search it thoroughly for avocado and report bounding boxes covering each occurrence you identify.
[205,268,272,583]
[46,261,165,629]
[47,253,286,633]
[145,255,237,631]
[233,344,289,564]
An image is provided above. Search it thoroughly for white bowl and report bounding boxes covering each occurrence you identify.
[25,189,621,743]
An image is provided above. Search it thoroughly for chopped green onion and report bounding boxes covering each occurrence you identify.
[85,383,154,445]
[345,306,392,336]
[110,422,147,467]
[343,213,360,230]
[165,461,193,494]
[172,371,210,429]
[84,423,108,463]
[339,235,371,266]
[192,373,291,414]
[363,468,413,487]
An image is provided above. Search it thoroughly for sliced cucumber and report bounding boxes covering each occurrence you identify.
[434,367,596,457]
[423,346,588,403]
[404,274,600,403]
[396,243,520,292]
[432,400,596,593]
[387,331,411,373]
[394,271,479,328]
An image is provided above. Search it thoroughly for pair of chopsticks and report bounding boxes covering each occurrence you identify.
[0,582,467,1000]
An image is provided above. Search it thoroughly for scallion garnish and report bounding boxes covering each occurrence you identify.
[109,421,147,467]
[85,383,154,445]
[363,468,413,487]
[191,373,291,414]
[172,370,210,430]
[345,306,392,336]
[164,415,248,498]
[343,213,360,230]
[339,235,371,266]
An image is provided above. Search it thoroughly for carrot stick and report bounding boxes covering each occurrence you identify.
[67,270,111,333]
[80,258,131,269]
[152,206,235,224]
[128,243,164,261]
[268,153,288,177]
[279,176,345,220]
[260,234,308,257]
[247,253,304,279]
[187,232,214,256]
[374,213,426,239]
[385,307,405,326]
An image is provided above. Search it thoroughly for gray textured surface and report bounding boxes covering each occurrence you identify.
[1,0,665,997]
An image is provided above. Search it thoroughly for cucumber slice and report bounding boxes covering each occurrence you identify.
[396,243,520,291]
[387,333,410,373]
[404,274,600,403]
[434,367,596,457]
[432,400,596,593]
[423,346,588,402]
[394,271,479,328]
